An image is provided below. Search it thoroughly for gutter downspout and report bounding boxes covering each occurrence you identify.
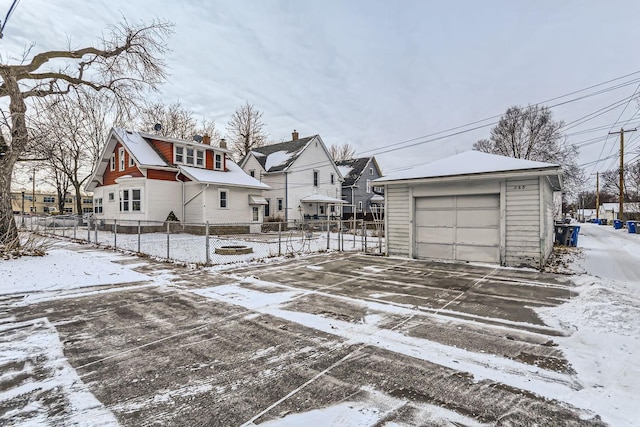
[175,171,184,222]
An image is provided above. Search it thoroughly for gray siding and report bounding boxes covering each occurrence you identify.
[505,177,541,267]
[385,185,411,256]
[342,159,383,217]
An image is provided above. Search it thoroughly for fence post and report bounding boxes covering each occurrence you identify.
[94,220,98,245]
[166,221,170,259]
[326,220,330,250]
[363,220,367,252]
[137,220,141,253]
[87,220,91,243]
[205,221,210,265]
[353,217,356,248]
[278,222,282,256]
[114,219,117,249]
[73,219,77,240]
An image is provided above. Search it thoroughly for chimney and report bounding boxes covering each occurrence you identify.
[202,134,211,145]
[219,138,227,149]
[292,129,299,141]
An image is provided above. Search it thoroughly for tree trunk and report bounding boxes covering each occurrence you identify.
[74,182,83,217]
[0,155,19,246]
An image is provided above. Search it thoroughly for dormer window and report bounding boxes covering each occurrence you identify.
[118,148,125,171]
[174,144,205,167]
[215,153,222,170]
[370,167,374,175]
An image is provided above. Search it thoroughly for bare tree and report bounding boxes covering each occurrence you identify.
[0,19,172,247]
[226,101,267,160]
[473,105,585,197]
[601,161,640,203]
[329,142,356,162]
[139,100,221,142]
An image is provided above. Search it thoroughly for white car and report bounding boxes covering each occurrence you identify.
[38,215,79,228]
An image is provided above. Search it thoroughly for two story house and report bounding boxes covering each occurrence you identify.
[85,128,270,226]
[336,156,384,220]
[240,131,344,222]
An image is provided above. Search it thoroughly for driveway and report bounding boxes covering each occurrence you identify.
[1,251,603,426]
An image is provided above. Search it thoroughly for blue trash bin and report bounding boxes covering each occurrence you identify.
[628,221,637,234]
[614,219,623,229]
[570,226,580,247]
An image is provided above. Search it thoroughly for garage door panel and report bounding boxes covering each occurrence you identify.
[415,210,454,227]
[455,227,500,245]
[416,242,454,260]
[416,226,454,244]
[415,196,454,209]
[457,210,499,227]
[414,194,500,264]
[456,194,500,208]
[456,245,500,263]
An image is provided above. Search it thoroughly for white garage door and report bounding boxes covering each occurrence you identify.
[414,194,500,263]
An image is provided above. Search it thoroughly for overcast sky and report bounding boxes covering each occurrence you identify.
[3,0,640,187]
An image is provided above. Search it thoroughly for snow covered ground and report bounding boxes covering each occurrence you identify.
[0,223,638,425]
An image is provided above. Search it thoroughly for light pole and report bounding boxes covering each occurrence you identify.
[31,169,35,214]
[20,191,25,227]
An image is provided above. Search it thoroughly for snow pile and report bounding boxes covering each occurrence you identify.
[536,275,640,426]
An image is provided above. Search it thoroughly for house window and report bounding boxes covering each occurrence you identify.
[82,207,93,214]
[108,192,115,202]
[330,205,335,213]
[215,153,222,170]
[264,198,270,217]
[110,154,115,171]
[277,198,283,211]
[30,206,36,212]
[252,206,259,221]
[370,167,374,175]
[319,205,325,215]
[175,146,184,163]
[219,190,228,208]
[129,155,134,167]
[82,198,93,204]
[132,189,141,211]
[63,207,73,213]
[120,190,129,211]
[196,150,204,167]
[358,201,363,211]
[366,179,371,194]
[43,196,55,203]
[94,198,103,213]
[65,198,73,204]
[330,173,334,184]
[249,170,255,177]
[186,148,194,165]
[313,170,318,187]
[119,148,125,171]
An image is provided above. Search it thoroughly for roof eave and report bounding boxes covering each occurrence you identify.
[376,167,563,186]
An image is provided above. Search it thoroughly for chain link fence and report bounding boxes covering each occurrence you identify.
[16,214,385,265]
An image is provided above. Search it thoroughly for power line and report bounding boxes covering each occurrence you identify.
[0,0,21,38]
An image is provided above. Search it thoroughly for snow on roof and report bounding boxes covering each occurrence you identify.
[264,150,291,172]
[375,151,560,183]
[113,128,167,167]
[600,202,640,213]
[337,165,354,179]
[300,194,346,203]
[179,161,270,190]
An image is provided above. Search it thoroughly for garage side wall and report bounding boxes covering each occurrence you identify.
[385,185,411,257]
[505,177,541,267]
[540,177,555,264]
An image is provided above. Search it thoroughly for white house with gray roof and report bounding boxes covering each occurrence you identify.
[336,156,384,220]
[375,151,563,268]
[240,131,344,222]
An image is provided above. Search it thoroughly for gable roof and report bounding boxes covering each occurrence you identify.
[246,135,316,172]
[336,157,378,186]
[86,128,261,192]
[375,151,561,187]
[599,202,640,213]
[179,161,270,190]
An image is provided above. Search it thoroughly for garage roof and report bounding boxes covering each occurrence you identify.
[375,151,561,184]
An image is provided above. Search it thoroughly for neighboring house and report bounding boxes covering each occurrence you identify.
[240,131,344,222]
[578,208,596,222]
[10,191,93,215]
[598,202,640,221]
[85,128,270,227]
[375,151,563,269]
[336,156,384,220]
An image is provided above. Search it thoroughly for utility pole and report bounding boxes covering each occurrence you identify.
[596,172,600,220]
[608,127,636,222]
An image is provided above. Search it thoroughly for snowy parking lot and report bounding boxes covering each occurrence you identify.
[0,223,638,426]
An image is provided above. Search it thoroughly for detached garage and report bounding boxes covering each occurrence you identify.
[375,151,562,269]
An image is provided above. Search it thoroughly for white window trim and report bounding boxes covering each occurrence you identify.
[358,201,363,211]
[366,179,371,194]
[196,150,204,167]
[129,155,135,167]
[218,189,229,209]
[108,192,115,202]
[252,206,260,222]
[174,145,184,164]
[118,148,125,171]
[330,173,334,184]
[277,198,283,211]
[313,170,319,187]
[119,188,143,213]
[214,153,223,170]
[110,154,115,171]
[94,198,103,214]
[370,167,374,175]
